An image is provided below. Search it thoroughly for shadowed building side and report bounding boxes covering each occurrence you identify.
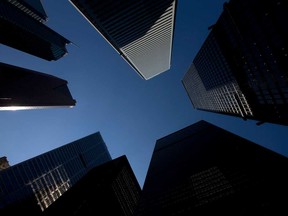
[42,155,141,216]
[182,0,288,126]
[0,62,76,110]
[0,0,70,61]
[9,0,48,22]
[135,120,288,215]
[69,0,177,80]
[0,132,112,213]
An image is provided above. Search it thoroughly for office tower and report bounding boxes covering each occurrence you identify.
[182,0,288,126]
[0,62,76,111]
[0,132,112,214]
[69,0,177,80]
[42,155,141,216]
[136,120,288,215]
[0,0,70,61]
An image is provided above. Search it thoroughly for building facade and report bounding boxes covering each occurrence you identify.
[136,120,288,215]
[42,155,141,216]
[0,62,76,111]
[0,0,70,61]
[0,132,112,213]
[182,0,288,126]
[69,0,177,80]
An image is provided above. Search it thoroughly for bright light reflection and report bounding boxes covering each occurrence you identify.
[0,106,74,111]
[29,165,71,211]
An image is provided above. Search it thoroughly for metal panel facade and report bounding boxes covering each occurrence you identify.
[69,0,177,80]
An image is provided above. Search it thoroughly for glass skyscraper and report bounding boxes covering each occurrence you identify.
[0,0,70,61]
[183,33,253,120]
[182,0,288,126]
[136,120,288,215]
[0,62,76,111]
[69,0,177,80]
[42,155,141,216]
[0,132,111,213]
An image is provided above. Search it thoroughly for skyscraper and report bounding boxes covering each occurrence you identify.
[182,0,288,126]
[136,120,288,215]
[69,0,177,80]
[0,0,70,61]
[0,132,112,213]
[0,62,76,111]
[42,155,141,216]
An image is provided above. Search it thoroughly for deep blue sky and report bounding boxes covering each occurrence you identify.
[1,0,288,188]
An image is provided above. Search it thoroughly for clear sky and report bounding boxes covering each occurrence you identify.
[1,0,288,188]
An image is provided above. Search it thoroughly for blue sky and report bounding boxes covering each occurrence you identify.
[1,0,288,188]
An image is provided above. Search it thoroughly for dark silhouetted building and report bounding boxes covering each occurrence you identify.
[135,120,288,215]
[0,132,112,214]
[42,155,141,216]
[69,0,177,80]
[182,0,288,126]
[0,0,70,60]
[0,157,10,171]
[0,62,76,111]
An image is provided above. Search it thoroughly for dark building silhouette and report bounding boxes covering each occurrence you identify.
[0,157,10,171]
[0,0,70,61]
[135,120,288,215]
[42,155,141,216]
[0,132,112,214]
[69,0,177,80]
[182,0,288,126]
[0,62,76,110]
